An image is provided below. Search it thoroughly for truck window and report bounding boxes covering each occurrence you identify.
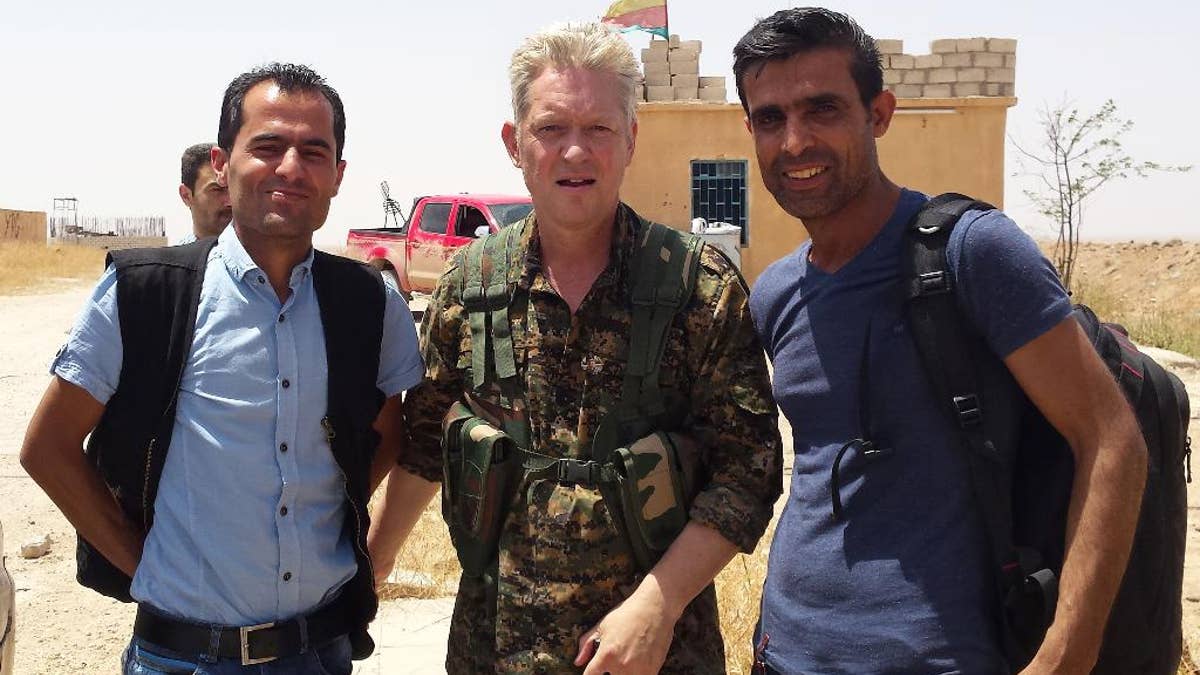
[456,205,490,238]
[490,202,534,228]
[419,202,452,235]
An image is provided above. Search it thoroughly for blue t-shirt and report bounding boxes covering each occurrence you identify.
[750,189,1071,674]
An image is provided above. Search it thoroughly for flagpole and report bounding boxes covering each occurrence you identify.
[663,0,670,41]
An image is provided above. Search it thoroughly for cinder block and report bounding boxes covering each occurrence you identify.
[646,85,674,101]
[641,48,668,63]
[883,70,903,85]
[889,54,915,69]
[874,39,904,54]
[643,61,669,77]
[678,39,702,53]
[699,76,726,88]
[674,86,699,100]
[957,38,986,52]
[698,88,727,101]
[923,84,953,98]
[987,38,1017,53]
[984,83,1004,96]
[892,84,923,98]
[645,72,671,87]
[669,46,700,61]
[985,68,1015,83]
[669,59,699,75]
[1000,83,1015,96]
[954,83,982,97]
[928,68,957,84]
[669,34,680,47]
[903,69,926,84]
[941,53,971,67]
[958,68,986,83]
[672,74,699,88]
[931,39,957,54]
[647,39,668,53]
[1005,54,1017,68]
[914,54,943,69]
[972,52,1004,68]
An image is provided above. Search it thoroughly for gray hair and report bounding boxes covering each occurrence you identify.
[509,22,641,126]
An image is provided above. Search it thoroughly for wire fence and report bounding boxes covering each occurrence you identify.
[49,215,165,239]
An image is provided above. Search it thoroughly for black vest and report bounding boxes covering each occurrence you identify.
[77,239,386,641]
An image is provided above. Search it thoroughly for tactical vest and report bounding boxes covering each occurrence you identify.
[76,239,387,655]
[441,208,706,577]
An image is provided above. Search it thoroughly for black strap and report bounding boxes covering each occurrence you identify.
[902,193,1024,603]
[133,594,353,665]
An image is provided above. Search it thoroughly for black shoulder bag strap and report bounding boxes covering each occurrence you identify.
[901,193,1032,664]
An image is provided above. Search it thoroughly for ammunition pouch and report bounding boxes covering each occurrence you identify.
[441,401,520,579]
[609,431,699,571]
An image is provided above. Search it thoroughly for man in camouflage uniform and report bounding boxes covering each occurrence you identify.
[370,22,782,674]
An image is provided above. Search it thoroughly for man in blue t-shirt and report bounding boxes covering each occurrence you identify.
[733,8,1147,674]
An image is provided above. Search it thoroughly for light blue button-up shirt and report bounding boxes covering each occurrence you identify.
[52,227,423,625]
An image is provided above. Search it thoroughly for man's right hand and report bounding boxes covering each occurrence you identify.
[19,377,144,577]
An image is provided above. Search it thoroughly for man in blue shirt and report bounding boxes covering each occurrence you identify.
[734,9,1147,674]
[20,63,422,673]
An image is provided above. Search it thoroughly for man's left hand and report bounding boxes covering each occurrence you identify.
[574,583,680,675]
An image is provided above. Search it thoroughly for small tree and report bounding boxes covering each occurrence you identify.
[1012,99,1190,291]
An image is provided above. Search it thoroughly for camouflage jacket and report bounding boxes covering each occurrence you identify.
[400,203,782,674]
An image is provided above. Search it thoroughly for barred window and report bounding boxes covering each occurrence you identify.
[691,160,748,245]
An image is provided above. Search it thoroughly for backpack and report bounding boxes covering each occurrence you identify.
[903,193,1191,674]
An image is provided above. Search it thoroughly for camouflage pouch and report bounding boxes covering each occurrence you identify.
[441,401,519,578]
[610,431,699,571]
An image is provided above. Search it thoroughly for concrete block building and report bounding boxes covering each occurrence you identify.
[622,36,1018,284]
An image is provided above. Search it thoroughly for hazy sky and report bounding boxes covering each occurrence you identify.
[1,0,1195,246]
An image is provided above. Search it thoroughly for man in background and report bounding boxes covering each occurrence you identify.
[177,142,230,242]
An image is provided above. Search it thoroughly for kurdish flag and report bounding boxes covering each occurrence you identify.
[601,0,668,39]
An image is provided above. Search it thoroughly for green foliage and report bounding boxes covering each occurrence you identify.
[1013,99,1192,292]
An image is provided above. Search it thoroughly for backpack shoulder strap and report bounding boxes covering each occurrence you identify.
[902,192,1024,591]
[460,221,528,444]
[621,218,704,424]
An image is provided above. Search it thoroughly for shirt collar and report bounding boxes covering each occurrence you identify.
[216,224,315,285]
[517,202,641,294]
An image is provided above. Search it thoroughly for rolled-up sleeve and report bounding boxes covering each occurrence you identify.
[376,272,425,397]
[51,264,123,405]
[685,259,783,553]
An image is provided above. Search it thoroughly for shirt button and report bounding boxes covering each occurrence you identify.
[257,275,265,284]
[280,506,289,516]
[279,443,288,453]
[281,379,290,389]
[278,313,285,323]
[283,572,292,582]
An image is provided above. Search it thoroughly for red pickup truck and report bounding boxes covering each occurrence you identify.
[346,194,532,297]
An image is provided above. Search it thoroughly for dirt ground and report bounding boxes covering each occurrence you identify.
[1,243,1199,673]
[1064,239,1200,314]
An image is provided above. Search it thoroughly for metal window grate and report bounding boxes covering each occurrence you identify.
[691,160,748,244]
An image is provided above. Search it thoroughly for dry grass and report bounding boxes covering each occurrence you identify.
[1073,275,1200,358]
[0,241,107,294]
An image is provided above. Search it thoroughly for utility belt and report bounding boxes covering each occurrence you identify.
[440,400,698,577]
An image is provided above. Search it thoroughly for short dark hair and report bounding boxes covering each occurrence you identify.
[733,7,883,111]
[181,143,216,190]
[217,63,346,161]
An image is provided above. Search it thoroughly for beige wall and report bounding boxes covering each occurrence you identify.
[621,97,1015,284]
[0,209,47,243]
